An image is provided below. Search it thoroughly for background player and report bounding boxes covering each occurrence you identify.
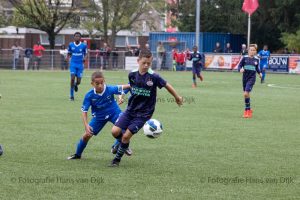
[109,49,183,167]
[67,32,87,101]
[238,44,262,118]
[258,45,270,83]
[187,46,204,88]
[68,71,131,159]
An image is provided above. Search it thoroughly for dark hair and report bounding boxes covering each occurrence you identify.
[74,32,81,37]
[138,49,152,58]
[91,71,104,81]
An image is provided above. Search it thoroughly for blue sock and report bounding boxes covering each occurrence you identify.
[262,71,266,81]
[114,142,129,161]
[70,86,74,98]
[75,138,87,156]
[245,97,250,110]
[112,139,120,148]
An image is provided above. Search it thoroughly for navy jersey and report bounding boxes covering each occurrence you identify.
[126,69,167,116]
[81,85,123,118]
[68,42,87,64]
[188,51,204,68]
[258,50,270,65]
[238,56,261,82]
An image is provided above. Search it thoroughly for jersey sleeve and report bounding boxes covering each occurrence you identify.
[68,43,72,55]
[238,57,245,72]
[255,59,261,74]
[81,93,91,112]
[155,73,167,89]
[109,85,123,95]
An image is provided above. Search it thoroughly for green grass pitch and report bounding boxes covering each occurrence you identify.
[0,70,299,199]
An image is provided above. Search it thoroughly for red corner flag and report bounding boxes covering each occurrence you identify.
[242,0,259,15]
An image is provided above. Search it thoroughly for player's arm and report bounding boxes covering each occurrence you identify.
[165,83,183,106]
[81,97,92,135]
[238,57,245,73]
[255,60,262,78]
[117,84,131,104]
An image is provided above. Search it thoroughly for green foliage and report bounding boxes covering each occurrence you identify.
[281,30,300,53]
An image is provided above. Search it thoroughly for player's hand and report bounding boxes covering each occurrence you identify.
[83,59,86,63]
[176,96,183,106]
[240,68,244,73]
[118,96,125,105]
[85,125,93,136]
[259,73,262,79]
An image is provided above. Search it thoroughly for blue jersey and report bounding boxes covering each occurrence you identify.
[238,56,261,82]
[188,51,204,68]
[81,85,123,118]
[126,69,167,116]
[258,50,270,65]
[68,42,87,64]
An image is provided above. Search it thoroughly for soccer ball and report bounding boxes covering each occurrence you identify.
[143,119,163,138]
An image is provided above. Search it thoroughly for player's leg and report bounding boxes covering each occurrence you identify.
[192,68,197,88]
[74,65,84,92]
[110,115,149,167]
[110,111,132,156]
[243,82,253,118]
[70,73,76,100]
[68,117,107,159]
[261,64,266,83]
[196,68,204,82]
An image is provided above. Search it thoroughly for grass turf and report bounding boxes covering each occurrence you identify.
[0,70,299,199]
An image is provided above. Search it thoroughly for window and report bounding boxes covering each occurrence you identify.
[40,34,65,46]
[115,36,138,47]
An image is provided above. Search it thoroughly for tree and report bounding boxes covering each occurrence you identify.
[82,0,165,48]
[281,30,300,53]
[9,0,76,49]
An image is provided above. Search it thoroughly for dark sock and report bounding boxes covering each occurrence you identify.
[245,97,250,110]
[114,142,129,162]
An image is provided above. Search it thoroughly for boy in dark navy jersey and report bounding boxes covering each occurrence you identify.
[187,46,204,88]
[238,44,262,118]
[110,49,183,167]
[67,71,131,160]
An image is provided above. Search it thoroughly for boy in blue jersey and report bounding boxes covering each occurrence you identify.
[109,49,183,167]
[67,71,131,159]
[258,45,270,83]
[238,44,262,118]
[187,46,204,88]
[67,32,87,101]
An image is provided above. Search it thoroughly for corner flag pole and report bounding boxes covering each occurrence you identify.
[247,13,251,48]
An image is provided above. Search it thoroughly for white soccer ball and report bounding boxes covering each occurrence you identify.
[143,119,163,139]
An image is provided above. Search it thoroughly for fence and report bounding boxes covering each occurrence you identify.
[1,49,299,74]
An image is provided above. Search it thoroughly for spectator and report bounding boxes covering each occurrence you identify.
[33,41,45,70]
[100,43,111,69]
[11,41,23,70]
[240,44,248,55]
[224,43,233,53]
[134,44,141,57]
[175,49,186,71]
[213,42,223,53]
[145,43,150,50]
[125,45,134,56]
[156,41,165,70]
[59,44,68,70]
[24,47,33,71]
[172,47,178,71]
[112,48,119,68]
[283,48,290,54]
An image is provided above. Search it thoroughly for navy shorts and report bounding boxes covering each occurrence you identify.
[192,66,201,76]
[115,110,151,134]
[243,81,255,92]
[89,110,122,136]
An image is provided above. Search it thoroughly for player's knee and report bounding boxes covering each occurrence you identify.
[82,133,92,142]
[112,126,121,138]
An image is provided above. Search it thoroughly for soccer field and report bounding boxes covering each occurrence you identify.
[0,70,299,199]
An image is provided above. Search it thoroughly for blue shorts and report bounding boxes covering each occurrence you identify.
[114,110,151,134]
[260,63,268,71]
[243,81,255,92]
[192,66,201,76]
[89,110,122,136]
[70,62,84,78]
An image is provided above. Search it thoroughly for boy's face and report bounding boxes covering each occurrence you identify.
[92,77,105,93]
[248,47,256,57]
[74,34,81,43]
[138,56,153,73]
